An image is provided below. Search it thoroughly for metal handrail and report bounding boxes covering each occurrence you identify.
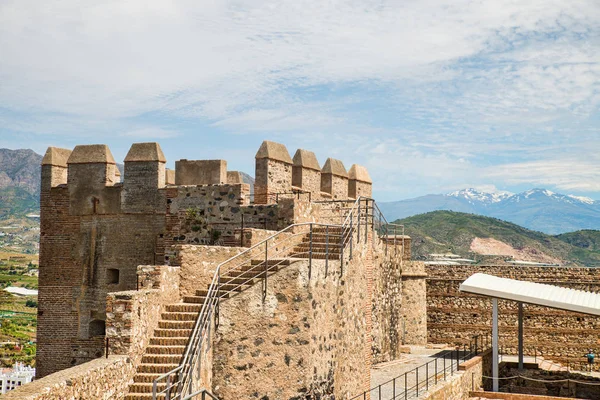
[181,389,220,400]
[349,334,492,400]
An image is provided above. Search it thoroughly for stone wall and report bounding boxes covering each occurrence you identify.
[321,158,349,200]
[210,232,380,399]
[420,350,490,400]
[292,149,321,199]
[106,265,180,363]
[255,141,293,204]
[3,356,134,400]
[401,261,428,345]
[427,264,600,366]
[172,245,245,297]
[496,367,600,398]
[371,236,403,364]
[175,159,227,185]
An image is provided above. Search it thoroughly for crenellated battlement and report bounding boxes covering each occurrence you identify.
[36,139,374,379]
[41,140,372,212]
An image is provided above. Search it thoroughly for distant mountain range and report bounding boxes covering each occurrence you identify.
[380,188,600,234]
[396,211,600,267]
[0,149,42,219]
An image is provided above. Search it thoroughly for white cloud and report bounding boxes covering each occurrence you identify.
[0,0,598,199]
[486,155,600,192]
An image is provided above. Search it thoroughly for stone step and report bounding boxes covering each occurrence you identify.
[158,320,195,330]
[219,276,258,286]
[137,363,179,374]
[161,312,198,321]
[129,382,165,394]
[125,394,165,400]
[149,337,189,346]
[225,268,275,279]
[133,373,162,383]
[154,328,192,337]
[294,244,342,252]
[250,259,291,267]
[141,354,182,364]
[166,303,203,313]
[312,226,346,232]
[301,235,343,243]
[289,252,340,260]
[183,295,207,304]
[145,345,186,355]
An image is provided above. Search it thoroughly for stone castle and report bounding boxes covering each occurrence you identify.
[15,140,426,399]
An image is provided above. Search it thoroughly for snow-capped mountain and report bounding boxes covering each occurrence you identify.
[447,188,513,205]
[379,188,600,234]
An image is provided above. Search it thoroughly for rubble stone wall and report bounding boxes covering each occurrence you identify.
[211,235,379,399]
[106,265,180,363]
[427,264,600,366]
[2,356,134,400]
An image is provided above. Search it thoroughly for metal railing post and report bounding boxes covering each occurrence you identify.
[393,377,396,400]
[309,223,313,280]
[365,199,369,243]
[404,373,407,400]
[357,201,361,243]
[426,361,429,390]
[350,212,354,260]
[435,358,438,384]
[444,354,447,380]
[325,225,329,275]
[416,366,419,396]
[263,239,268,302]
[240,214,244,247]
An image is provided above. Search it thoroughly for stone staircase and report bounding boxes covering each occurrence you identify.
[125,228,337,400]
[291,226,345,260]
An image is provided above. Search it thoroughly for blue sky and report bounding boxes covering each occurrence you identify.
[0,0,599,201]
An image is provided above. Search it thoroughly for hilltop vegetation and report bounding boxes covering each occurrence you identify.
[556,230,600,253]
[395,211,600,267]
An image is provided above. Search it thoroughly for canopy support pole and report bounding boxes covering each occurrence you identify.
[518,302,524,371]
[492,298,499,392]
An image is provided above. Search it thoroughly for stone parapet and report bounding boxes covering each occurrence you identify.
[41,147,71,191]
[292,149,321,198]
[254,140,293,204]
[348,164,372,199]
[106,265,179,363]
[2,355,134,400]
[122,142,166,213]
[321,158,349,199]
[175,159,227,185]
[227,170,244,184]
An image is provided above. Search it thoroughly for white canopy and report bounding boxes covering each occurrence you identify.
[459,273,600,316]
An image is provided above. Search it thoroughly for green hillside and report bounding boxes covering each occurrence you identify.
[394,211,600,267]
[556,230,600,253]
[0,187,39,219]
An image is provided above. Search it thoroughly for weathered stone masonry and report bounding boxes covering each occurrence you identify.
[427,264,600,366]
[31,139,427,400]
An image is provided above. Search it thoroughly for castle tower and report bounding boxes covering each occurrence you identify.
[348,164,372,199]
[67,144,118,215]
[254,141,293,204]
[292,149,321,198]
[321,158,348,199]
[122,142,167,213]
[41,147,72,192]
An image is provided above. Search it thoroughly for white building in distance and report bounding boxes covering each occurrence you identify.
[0,363,35,394]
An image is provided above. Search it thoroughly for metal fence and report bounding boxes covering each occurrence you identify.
[350,334,492,400]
